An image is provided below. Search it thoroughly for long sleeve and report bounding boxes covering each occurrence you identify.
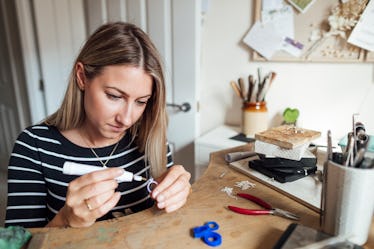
[5,128,48,227]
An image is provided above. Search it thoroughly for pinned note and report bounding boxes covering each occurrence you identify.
[348,0,374,52]
[243,21,283,60]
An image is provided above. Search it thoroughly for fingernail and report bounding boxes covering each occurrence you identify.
[157,202,165,209]
[152,190,159,199]
[157,194,165,202]
[117,168,124,175]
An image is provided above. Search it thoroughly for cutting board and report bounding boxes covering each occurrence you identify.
[255,125,321,149]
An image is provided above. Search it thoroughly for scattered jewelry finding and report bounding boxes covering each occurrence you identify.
[235,180,256,190]
[219,171,227,178]
[221,187,237,199]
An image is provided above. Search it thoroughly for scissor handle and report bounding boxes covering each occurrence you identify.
[193,221,222,247]
[237,193,272,209]
[205,221,219,231]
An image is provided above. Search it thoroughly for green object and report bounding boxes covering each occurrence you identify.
[0,226,32,249]
[283,108,300,124]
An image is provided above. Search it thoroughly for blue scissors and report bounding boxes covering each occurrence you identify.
[192,221,222,247]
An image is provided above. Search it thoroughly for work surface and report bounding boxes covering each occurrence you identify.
[29,144,374,249]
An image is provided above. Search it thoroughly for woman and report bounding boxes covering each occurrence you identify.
[5,22,191,228]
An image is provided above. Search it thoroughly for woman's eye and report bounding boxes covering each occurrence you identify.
[106,93,121,100]
[136,100,148,105]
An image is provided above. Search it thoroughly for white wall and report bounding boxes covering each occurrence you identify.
[200,0,374,141]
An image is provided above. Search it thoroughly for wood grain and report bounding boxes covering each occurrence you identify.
[255,125,321,149]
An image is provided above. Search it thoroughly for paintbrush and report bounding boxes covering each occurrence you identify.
[238,77,245,100]
[230,80,243,100]
[247,75,254,102]
[258,71,277,101]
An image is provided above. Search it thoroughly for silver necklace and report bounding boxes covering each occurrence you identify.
[90,142,120,167]
[79,131,121,167]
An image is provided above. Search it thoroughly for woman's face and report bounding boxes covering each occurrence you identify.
[79,64,153,142]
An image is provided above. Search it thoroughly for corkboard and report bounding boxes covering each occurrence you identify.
[252,0,373,62]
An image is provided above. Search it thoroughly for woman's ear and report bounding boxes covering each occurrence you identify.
[76,62,86,91]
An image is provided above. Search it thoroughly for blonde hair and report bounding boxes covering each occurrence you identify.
[45,22,168,177]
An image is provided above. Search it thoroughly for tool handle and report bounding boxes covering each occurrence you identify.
[228,206,270,215]
[237,193,272,209]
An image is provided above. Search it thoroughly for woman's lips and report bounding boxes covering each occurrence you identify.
[108,124,124,133]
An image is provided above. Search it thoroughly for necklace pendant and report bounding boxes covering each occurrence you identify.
[89,142,120,168]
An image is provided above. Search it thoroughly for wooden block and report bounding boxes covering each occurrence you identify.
[255,125,321,149]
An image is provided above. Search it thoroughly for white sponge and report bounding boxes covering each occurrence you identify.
[254,140,311,160]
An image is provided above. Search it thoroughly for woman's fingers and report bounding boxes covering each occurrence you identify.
[83,188,117,211]
[72,179,118,203]
[155,174,190,210]
[151,165,191,212]
[151,165,190,199]
[64,189,121,228]
[157,185,190,212]
[88,191,122,218]
[66,167,122,204]
[164,198,187,213]
[63,167,124,227]
[68,167,123,191]
[155,174,189,204]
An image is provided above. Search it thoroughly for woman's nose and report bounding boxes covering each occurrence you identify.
[116,103,133,126]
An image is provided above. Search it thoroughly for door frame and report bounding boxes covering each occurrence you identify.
[15,0,46,124]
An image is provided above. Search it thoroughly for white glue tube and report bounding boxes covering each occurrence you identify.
[63,161,145,182]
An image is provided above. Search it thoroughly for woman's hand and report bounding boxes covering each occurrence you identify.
[47,168,123,228]
[151,165,191,213]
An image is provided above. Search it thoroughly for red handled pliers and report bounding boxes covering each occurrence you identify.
[228,193,299,220]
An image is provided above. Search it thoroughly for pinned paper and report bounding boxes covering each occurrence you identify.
[243,21,283,60]
[348,0,374,52]
[281,37,304,57]
[262,0,284,11]
[261,5,295,39]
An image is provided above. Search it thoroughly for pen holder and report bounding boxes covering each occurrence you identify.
[242,101,268,137]
[321,160,374,245]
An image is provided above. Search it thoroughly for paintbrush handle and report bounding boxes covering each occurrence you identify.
[238,78,245,100]
[247,75,254,101]
[230,81,242,99]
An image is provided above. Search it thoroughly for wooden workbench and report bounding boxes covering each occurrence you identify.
[28,144,374,249]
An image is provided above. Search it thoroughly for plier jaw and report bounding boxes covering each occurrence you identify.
[227,193,300,221]
[272,208,300,220]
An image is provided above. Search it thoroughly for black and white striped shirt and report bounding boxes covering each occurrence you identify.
[5,124,173,228]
